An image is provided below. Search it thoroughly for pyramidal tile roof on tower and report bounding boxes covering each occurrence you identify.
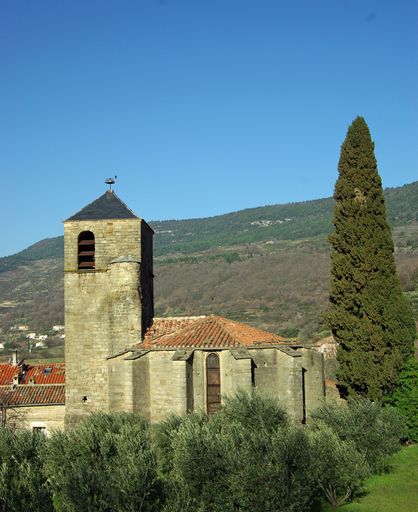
[140,315,293,349]
[65,190,138,221]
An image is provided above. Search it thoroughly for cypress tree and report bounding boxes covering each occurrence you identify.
[329,116,416,400]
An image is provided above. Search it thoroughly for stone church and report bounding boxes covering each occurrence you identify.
[63,189,325,428]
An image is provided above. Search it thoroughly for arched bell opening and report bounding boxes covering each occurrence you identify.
[78,231,95,270]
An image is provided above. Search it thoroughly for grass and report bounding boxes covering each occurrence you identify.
[320,444,418,512]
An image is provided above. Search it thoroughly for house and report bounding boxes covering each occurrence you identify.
[63,189,325,428]
[0,354,65,432]
[10,325,28,332]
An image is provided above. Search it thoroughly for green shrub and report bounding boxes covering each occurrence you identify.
[156,392,408,512]
[43,413,161,512]
[220,388,289,433]
[308,421,369,507]
[236,425,315,512]
[155,392,314,512]
[0,428,52,512]
[153,412,207,511]
[168,413,238,512]
[311,398,407,473]
[152,413,192,476]
[386,357,418,441]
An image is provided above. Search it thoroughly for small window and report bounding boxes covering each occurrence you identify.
[32,426,47,436]
[43,367,52,375]
[78,231,95,270]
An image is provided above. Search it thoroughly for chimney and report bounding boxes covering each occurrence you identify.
[11,351,18,366]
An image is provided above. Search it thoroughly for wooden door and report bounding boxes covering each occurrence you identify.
[206,353,221,414]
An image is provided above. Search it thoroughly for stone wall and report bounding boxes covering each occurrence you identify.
[16,404,65,434]
[108,260,142,352]
[250,348,304,421]
[132,356,151,418]
[65,268,112,427]
[220,350,253,397]
[123,347,323,422]
[108,357,135,413]
[64,218,142,272]
[302,348,325,418]
[191,350,205,411]
[148,351,187,422]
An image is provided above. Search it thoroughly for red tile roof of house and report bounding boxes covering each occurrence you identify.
[141,315,291,349]
[0,384,65,406]
[0,362,65,386]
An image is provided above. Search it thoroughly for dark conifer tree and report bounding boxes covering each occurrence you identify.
[329,116,416,400]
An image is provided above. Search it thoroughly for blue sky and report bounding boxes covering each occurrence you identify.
[0,0,417,257]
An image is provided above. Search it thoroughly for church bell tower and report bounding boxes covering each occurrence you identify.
[63,188,153,427]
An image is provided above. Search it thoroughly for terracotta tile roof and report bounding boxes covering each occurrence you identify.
[0,362,65,386]
[0,384,65,406]
[140,315,290,349]
[144,316,205,339]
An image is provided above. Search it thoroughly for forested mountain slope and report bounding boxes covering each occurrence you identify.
[0,182,417,350]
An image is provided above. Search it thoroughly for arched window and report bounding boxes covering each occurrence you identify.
[206,353,221,414]
[78,231,95,270]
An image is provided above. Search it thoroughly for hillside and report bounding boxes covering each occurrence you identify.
[0,181,417,359]
[1,181,417,270]
[152,181,418,255]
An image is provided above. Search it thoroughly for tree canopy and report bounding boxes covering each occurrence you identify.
[328,116,416,400]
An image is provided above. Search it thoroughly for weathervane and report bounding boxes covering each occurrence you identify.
[105,175,117,190]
